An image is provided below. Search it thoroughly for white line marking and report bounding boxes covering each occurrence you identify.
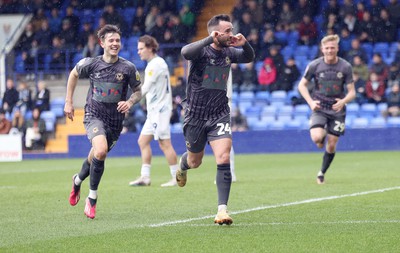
[147,186,400,228]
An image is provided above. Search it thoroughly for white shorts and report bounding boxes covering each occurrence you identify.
[140,109,172,140]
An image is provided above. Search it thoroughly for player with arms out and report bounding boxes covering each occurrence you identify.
[176,14,254,225]
[65,24,142,219]
[297,34,355,184]
[129,35,179,187]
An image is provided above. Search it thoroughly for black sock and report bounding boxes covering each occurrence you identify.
[78,159,90,182]
[180,152,190,171]
[90,157,105,191]
[321,152,335,174]
[216,164,232,206]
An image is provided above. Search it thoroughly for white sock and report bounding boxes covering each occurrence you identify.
[141,164,151,177]
[88,190,97,200]
[170,164,178,178]
[230,147,235,176]
[74,175,82,186]
[218,204,227,212]
[318,171,324,176]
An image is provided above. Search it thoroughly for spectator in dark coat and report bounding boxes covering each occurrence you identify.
[1,78,19,114]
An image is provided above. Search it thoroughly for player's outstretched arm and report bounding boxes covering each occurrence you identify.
[181,36,213,60]
[64,67,79,121]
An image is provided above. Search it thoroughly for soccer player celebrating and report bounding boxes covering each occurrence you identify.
[129,35,179,187]
[176,14,254,225]
[297,34,356,184]
[65,25,142,219]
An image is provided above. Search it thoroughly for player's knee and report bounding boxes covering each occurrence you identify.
[188,158,201,168]
[94,149,107,160]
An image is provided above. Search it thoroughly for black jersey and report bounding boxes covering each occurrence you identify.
[181,37,254,120]
[304,57,353,110]
[76,56,141,131]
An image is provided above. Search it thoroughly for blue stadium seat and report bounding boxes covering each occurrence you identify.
[73,52,83,66]
[350,117,369,129]
[377,103,388,114]
[121,7,136,26]
[276,105,293,117]
[296,45,310,57]
[360,103,378,119]
[373,42,390,57]
[239,91,255,102]
[285,119,302,129]
[293,104,310,118]
[369,117,387,128]
[361,43,374,60]
[268,120,286,130]
[40,111,56,132]
[308,45,319,60]
[119,50,130,60]
[245,106,262,118]
[387,117,400,128]
[346,103,360,117]
[238,101,253,114]
[269,90,287,106]
[254,91,270,107]
[281,46,294,62]
[250,120,269,131]
[246,115,260,129]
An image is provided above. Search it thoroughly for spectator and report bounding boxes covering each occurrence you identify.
[31,8,47,31]
[1,78,19,114]
[278,1,294,27]
[230,63,243,92]
[32,80,50,112]
[352,55,369,81]
[247,29,260,60]
[345,38,368,64]
[15,22,35,51]
[323,13,341,34]
[258,57,277,92]
[246,0,263,27]
[262,0,280,27]
[293,0,314,24]
[78,21,94,50]
[0,108,12,134]
[369,0,384,22]
[48,8,62,35]
[241,62,258,92]
[62,5,80,34]
[179,5,195,30]
[10,108,25,135]
[353,72,367,104]
[322,0,340,21]
[366,72,386,104]
[341,13,360,34]
[15,81,32,117]
[145,6,160,33]
[149,15,167,43]
[370,53,388,82]
[238,11,257,39]
[258,29,280,60]
[101,4,126,32]
[338,27,353,53]
[34,19,52,50]
[276,57,301,92]
[382,82,400,117]
[298,14,318,46]
[231,107,248,132]
[375,8,397,42]
[58,19,76,49]
[268,45,285,73]
[387,62,400,88]
[355,2,366,21]
[172,76,187,101]
[339,0,356,19]
[358,11,376,43]
[387,0,400,26]
[49,36,66,71]
[24,107,46,150]
[82,33,102,58]
[168,14,190,43]
[131,6,146,36]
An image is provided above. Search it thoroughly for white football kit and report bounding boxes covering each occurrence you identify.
[140,55,173,140]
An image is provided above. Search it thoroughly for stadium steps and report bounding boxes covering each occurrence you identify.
[45,109,86,153]
[194,0,237,42]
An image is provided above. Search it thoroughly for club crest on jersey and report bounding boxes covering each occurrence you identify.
[136,71,140,81]
[225,57,231,65]
[94,72,101,79]
[115,73,124,81]
[93,127,98,133]
[319,73,325,78]
[337,72,343,78]
[148,69,153,76]
[185,141,191,148]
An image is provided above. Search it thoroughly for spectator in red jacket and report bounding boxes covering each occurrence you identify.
[258,57,277,91]
[365,72,386,104]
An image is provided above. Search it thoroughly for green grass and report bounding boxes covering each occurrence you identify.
[1,151,399,252]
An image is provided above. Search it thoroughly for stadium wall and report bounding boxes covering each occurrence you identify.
[22,128,399,159]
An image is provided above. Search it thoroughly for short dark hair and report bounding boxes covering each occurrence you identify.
[138,35,159,53]
[97,24,121,40]
[207,14,231,34]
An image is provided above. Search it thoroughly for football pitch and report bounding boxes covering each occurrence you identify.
[1,151,399,252]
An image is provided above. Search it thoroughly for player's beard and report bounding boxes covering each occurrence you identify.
[217,35,231,48]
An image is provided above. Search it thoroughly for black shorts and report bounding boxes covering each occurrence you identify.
[183,114,232,153]
[84,116,120,151]
[310,109,346,136]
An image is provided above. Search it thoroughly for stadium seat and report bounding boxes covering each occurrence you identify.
[246,115,260,129]
[308,45,319,60]
[286,90,300,104]
[261,105,278,117]
[238,101,253,114]
[245,106,262,118]
[40,111,56,132]
[377,103,388,114]
[373,42,390,57]
[346,103,359,116]
[73,52,83,66]
[268,120,286,130]
[250,120,269,131]
[387,117,400,128]
[269,90,287,106]
[276,105,293,117]
[361,43,374,60]
[293,104,310,118]
[296,45,310,57]
[238,91,255,102]
[350,117,369,129]
[276,115,292,124]
[254,91,270,105]
[369,117,387,128]
[119,50,130,60]
[285,119,302,129]
[359,103,378,119]
[281,46,294,62]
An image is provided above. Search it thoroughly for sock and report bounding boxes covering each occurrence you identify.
[216,163,232,206]
[321,151,335,174]
[180,152,190,171]
[230,147,236,178]
[218,204,227,212]
[88,189,97,200]
[169,164,178,178]
[141,164,151,177]
[88,195,97,206]
[77,159,90,184]
[90,157,105,191]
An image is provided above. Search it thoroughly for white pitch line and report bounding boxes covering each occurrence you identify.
[147,186,400,228]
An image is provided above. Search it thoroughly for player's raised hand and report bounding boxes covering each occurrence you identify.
[229,33,246,47]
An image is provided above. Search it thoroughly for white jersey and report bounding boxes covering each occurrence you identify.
[141,55,172,114]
